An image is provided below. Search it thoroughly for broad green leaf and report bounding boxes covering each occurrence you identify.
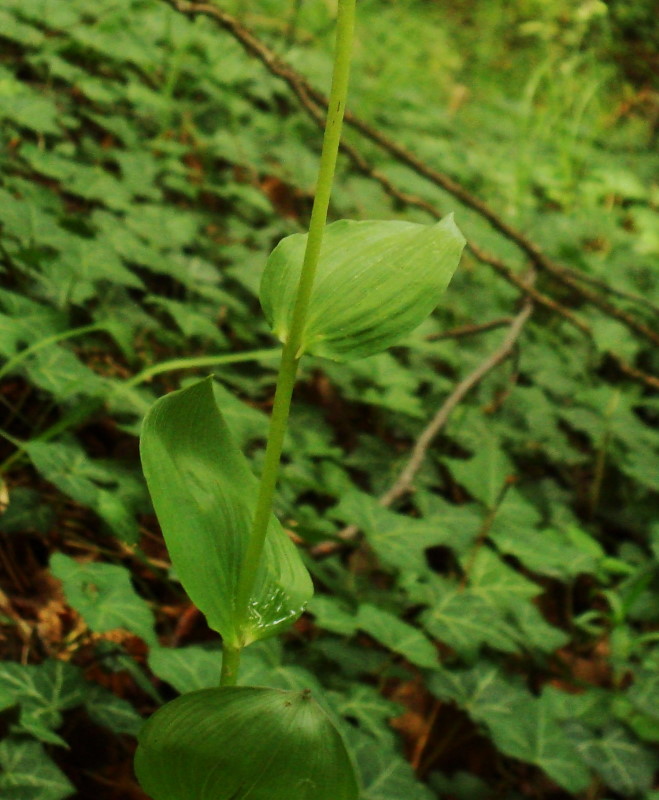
[570,723,657,795]
[0,738,74,800]
[344,727,434,800]
[25,442,141,543]
[135,687,359,800]
[331,686,402,742]
[84,685,143,736]
[330,490,474,573]
[0,660,85,746]
[149,646,223,694]
[260,215,465,361]
[466,547,539,610]
[429,665,591,791]
[140,377,312,647]
[447,436,514,509]
[198,381,268,449]
[50,553,156,645]
[418,577,518,659]
[356,604,438,669]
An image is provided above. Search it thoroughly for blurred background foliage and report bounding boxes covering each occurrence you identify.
[0,0,658,798]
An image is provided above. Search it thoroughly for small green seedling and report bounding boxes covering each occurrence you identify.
[136,1,465,797]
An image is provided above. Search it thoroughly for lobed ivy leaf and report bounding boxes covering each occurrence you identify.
[140,377,312,648]
[344,726,434,800]
[50,553,156,645]
[26,442,142,543]
[148,645,223,695]
[569,722,658,795]
[356,604,438,669]
[429,664,591,791]
[0,738,74,800]
[0,660,85,746]
[84,685,143,736]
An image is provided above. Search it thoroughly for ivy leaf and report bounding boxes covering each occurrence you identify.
[418,577,518,658]
[23,346,108,401]
[331,490,470,573]
[307,595,358,636]
[84,685,143,736]
[490,494,600,579]
[570,723,658,795]
[344,727,434,800]
[50,553,156,645]
[148,645,222,694]
[0,660,85,746]
[25,442,141,543]
[331,686,402,742]
[0,487,54,535]
[0,738,75,800]
[447,435,514,509]
[465,547,539,609]
[140,377,312,648]
[356,604,438,669]
[429,665,591,791]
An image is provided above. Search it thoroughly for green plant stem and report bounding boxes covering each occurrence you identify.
[228,0,357,668]
[220,643,242,686]
[0,349,280,475]
[124,348,281,388]
[0,323,106,381]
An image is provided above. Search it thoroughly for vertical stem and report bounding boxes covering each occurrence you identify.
[228,0,357,657]
[220,643,241,686]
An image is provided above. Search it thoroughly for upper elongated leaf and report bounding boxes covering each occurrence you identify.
[260,216,465,361]
[140,377,312,648]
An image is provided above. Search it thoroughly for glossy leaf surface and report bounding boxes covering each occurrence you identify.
[140,377,312,647]
[135,686,359,800]
[260,215,465,361]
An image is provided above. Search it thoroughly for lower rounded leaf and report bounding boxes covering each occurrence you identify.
[135,686,359,800]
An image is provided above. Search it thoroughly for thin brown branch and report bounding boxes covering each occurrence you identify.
[310,296,535,557]
[558,266,659,316]
[426,317,513,341]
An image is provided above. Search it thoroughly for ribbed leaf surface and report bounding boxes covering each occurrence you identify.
[140,378,312,647]
[260,215,465,361]
[135,686,359,800]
